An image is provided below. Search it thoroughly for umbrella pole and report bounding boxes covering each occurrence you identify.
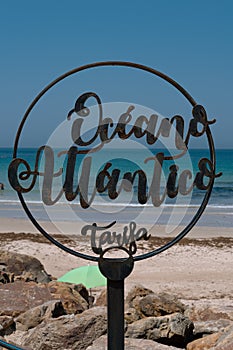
[107,278,125,350]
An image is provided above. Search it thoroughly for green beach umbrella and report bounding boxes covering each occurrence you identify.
[57,264,107,289]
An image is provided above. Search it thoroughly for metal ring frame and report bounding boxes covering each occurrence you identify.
[0,339,25,350]
[12,61,216,262]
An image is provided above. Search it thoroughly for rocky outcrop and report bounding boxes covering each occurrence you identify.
[0,280,88,317]
[126,312,194,347]
[0,281,54,317]
[0,250,51,283]
[0,316,15,336]
[187,324,233,349]
[184,298,233,346]
[215,324,233,349]
[21,307,107,350]
[137,293,185,317]
[48,281,89,314]
[193,319,233,337]
[187,332,222,349]
[124,307,141,324]
[185,299,233,322]
[126,284,154,307]
[0,271,14,284]
[87,335,180,349]
[0,250,232,350]
[15,300,65,331]
[126,285,185,320]
[73,284,90,305]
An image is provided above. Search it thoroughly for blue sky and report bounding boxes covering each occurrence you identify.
[0,0,232,148]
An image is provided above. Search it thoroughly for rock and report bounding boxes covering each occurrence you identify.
[48,281,88,314]
[4,330,30,349]
[124,307,141,324]
[73,284,89,304]
[95,288,107,306]
[126,312,194,348]
[217,342,233,350]
[87,335,180,349]
[0,271,14,284]
[215,324,233,349]
[15,300,65,331]
[0,281,88,317]
[0,251,51,283]
[194,319,233,337]
[73,284,95,308]
[126,284,154,308]
[124,337,179,349]
[138,293,185,317]
[185,299,233,322]
[126,285,185,319]
[187,332,221,349]
[187,325,233,350]
[22,307,107,350]
[0,281,54,317]
[45,298,66,318]
[0,316,14,336]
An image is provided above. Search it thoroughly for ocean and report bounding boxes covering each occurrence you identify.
[0,148,232,228]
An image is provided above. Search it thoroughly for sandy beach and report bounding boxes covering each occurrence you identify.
[0,214,232,301]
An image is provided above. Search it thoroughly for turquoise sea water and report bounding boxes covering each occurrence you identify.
[0,148,232,226]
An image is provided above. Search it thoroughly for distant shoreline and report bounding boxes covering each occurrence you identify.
[0,216,232,238]
[0,202,232,229]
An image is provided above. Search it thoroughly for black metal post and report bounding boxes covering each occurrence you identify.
[107,279,125,350]
[98,247,134,350]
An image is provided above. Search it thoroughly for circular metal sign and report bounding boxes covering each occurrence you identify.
[8,61,219,262]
